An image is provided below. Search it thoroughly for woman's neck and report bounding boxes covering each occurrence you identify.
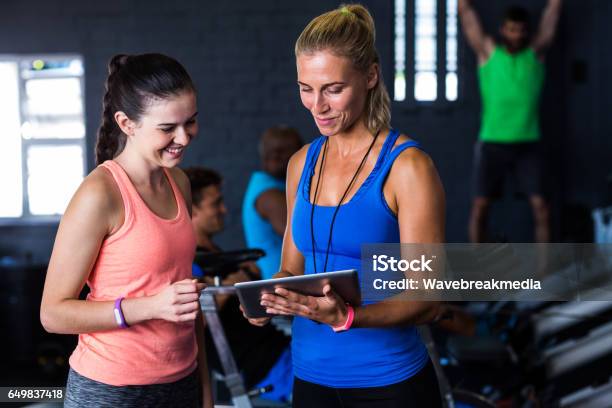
[328,120,369,157]
[328,121,386,158]
[114,149,166,188]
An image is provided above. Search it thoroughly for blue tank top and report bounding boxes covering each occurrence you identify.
[291,129,429,388]
[242,171,286,280]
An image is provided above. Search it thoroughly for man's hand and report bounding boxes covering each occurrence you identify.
[238,261,261,280]
[223,269,251,286]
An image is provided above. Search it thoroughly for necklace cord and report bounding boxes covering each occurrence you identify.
[309,139,328,274]
[310,130,381,273]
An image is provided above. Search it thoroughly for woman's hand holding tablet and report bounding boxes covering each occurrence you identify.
[235,269,360,319]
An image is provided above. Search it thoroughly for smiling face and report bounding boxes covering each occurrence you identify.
[125,90,198,167]
[297,49,377,137]
[192,184,227,236]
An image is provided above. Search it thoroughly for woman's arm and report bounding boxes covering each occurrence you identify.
[352,146,445,328]
[40,169,204,334]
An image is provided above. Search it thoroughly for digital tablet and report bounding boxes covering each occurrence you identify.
[235,269,361,318]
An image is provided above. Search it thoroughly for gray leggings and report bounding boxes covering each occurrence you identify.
[64,368,201,408]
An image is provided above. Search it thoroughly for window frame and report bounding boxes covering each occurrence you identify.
[0,53,86,226]
[393,0,463,108]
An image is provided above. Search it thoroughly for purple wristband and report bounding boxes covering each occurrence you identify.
[113,297,129,328]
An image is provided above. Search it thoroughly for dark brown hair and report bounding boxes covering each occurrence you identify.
[504,6,530,27]
[183,167,223,206]
[95,53,195,165]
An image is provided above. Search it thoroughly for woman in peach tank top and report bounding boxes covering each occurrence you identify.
[40,53,213,408]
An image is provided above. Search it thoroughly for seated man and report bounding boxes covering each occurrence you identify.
[185,166,292,403]
[242,126,303,279]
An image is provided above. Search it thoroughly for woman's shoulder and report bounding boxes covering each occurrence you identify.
[389,133,435,178]
[288,142,314,172]
[390,132,417,149]
[386,133,444,216]
[62,166,123,231]
[285,143,312,194]
[289,138,324,174]
[81,166,123,207]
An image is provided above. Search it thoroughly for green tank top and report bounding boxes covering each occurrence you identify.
[478,46,544,143]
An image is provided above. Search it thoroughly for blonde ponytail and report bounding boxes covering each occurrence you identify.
[295,4,391,134]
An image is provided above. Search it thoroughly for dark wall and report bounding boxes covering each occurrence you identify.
[1,0,610,262]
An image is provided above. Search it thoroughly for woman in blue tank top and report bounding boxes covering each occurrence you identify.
[244,4,445,407]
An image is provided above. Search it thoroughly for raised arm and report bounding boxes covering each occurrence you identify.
[458,0,495,63]
[532,0,562,56]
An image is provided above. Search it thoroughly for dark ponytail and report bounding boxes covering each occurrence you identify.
[94,53,196,165]
[95,54,128,165]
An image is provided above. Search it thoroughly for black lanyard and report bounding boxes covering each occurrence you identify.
[309,130,380,274]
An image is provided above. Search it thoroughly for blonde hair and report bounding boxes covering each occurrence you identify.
[295,4,391,135]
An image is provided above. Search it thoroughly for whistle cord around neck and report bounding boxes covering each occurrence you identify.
[309,130,380,274]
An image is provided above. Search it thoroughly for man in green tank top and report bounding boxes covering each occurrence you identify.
[459,0,562,243]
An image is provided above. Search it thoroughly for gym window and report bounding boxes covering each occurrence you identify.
[0,55,86,223]
[394,0,459,103]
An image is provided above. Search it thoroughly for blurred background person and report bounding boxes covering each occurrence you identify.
[459,0,562,243]
[185,166,293,403]
[242,127,303,279]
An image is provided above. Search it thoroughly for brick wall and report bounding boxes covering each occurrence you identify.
[0,0,610,262]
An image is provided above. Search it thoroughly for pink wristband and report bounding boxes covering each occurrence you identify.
[332,305,354,332]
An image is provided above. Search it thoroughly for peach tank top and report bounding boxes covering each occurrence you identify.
[69,160,198,386]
